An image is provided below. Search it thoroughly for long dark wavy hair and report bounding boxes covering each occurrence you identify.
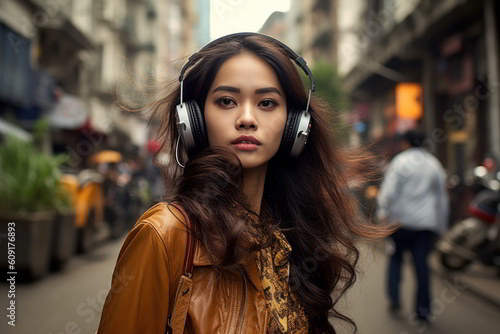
[147,34,395,333]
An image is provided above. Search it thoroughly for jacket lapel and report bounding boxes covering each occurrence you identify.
[193,240,262,292]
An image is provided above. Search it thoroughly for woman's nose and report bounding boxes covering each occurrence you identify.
[236,102,257,129]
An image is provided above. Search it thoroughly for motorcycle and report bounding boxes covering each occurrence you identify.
[436,165,500,273]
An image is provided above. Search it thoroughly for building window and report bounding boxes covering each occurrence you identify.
[0,23,33,107]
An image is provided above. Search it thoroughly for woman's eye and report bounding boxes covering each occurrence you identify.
[259,99,278,109]
[216,97,235,108]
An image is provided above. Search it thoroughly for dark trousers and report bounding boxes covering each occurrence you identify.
[387,228,437,319]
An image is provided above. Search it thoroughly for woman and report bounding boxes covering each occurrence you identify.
[96,33,393,334]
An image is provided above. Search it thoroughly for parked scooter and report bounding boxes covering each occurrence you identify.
[436,165,500,273]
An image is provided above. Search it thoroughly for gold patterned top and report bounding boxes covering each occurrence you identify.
[237,205,309,333]
[253,229,309,333]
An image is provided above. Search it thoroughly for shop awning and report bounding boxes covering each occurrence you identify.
[0,118,33,141]
[46,94,89,129]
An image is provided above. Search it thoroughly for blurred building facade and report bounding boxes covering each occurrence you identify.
[0,0,199,167]
[259,0,338,67]
[0,0,96,157]
[259,11,287,42]
[285,0,338,66]
[337,0,500,181]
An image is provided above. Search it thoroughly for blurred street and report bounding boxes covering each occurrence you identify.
[342,243,500,334]
[0,236,125,334]
[0,239,499,334]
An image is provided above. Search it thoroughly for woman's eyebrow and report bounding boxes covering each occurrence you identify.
[255,87,281,96]
[212,85,282,96]
[212,85,240,94]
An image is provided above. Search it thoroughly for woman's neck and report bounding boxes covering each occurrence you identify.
[242,162,268,216]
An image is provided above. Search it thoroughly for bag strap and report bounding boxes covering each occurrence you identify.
[165,202,196,334]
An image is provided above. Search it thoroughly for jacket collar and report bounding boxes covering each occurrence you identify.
[193,240,262,292]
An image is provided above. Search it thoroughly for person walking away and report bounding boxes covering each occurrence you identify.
[377,130,450,322]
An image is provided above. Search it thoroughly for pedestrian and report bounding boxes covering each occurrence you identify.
[96,33,394,334]
[378,130,450,323]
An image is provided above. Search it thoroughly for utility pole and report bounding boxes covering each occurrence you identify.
[422,52,436,146]
[484,0,500,159]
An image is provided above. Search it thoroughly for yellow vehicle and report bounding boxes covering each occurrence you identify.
[59,150,123,253]
[60,170,104,253]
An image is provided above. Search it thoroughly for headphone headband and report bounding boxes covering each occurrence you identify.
[178,32,316,93]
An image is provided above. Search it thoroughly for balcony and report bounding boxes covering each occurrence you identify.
[312,0,332,13]
[39,18,94,51]
[122,16,155,54]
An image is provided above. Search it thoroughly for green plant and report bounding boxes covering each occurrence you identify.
[311,61,348,111]
[33,118,50,144]
[0,135,71,213]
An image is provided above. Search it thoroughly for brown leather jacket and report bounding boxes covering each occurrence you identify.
[96,202,270,334]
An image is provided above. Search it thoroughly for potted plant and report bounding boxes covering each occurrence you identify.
[0,134,71,280]
[50,177,76,271]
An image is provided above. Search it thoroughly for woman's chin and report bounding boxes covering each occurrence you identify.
[238,156,269,170]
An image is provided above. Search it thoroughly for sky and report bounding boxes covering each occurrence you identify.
[210,0,291,40]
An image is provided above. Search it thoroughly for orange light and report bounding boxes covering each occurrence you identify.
[396,83,422,120]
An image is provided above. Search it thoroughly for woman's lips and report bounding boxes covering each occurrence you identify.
[232,143,259,151]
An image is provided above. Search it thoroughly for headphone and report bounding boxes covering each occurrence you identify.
[175,32,316,168]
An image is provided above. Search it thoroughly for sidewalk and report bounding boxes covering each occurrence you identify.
[374,240,500,309]
[429,251,500,309]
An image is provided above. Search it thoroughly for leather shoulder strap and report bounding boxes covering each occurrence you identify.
[170,201,195,277]
[166,201,196,334]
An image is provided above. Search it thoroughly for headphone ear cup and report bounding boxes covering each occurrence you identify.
[186,100,209,153]
[278,109,301,158]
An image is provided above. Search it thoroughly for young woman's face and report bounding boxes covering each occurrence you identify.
[204,53,287,169]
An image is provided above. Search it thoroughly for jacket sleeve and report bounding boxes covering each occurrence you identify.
[96,222,170,334]
[435,165,450,235]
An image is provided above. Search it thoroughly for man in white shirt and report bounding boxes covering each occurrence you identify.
[378,130,450,322]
